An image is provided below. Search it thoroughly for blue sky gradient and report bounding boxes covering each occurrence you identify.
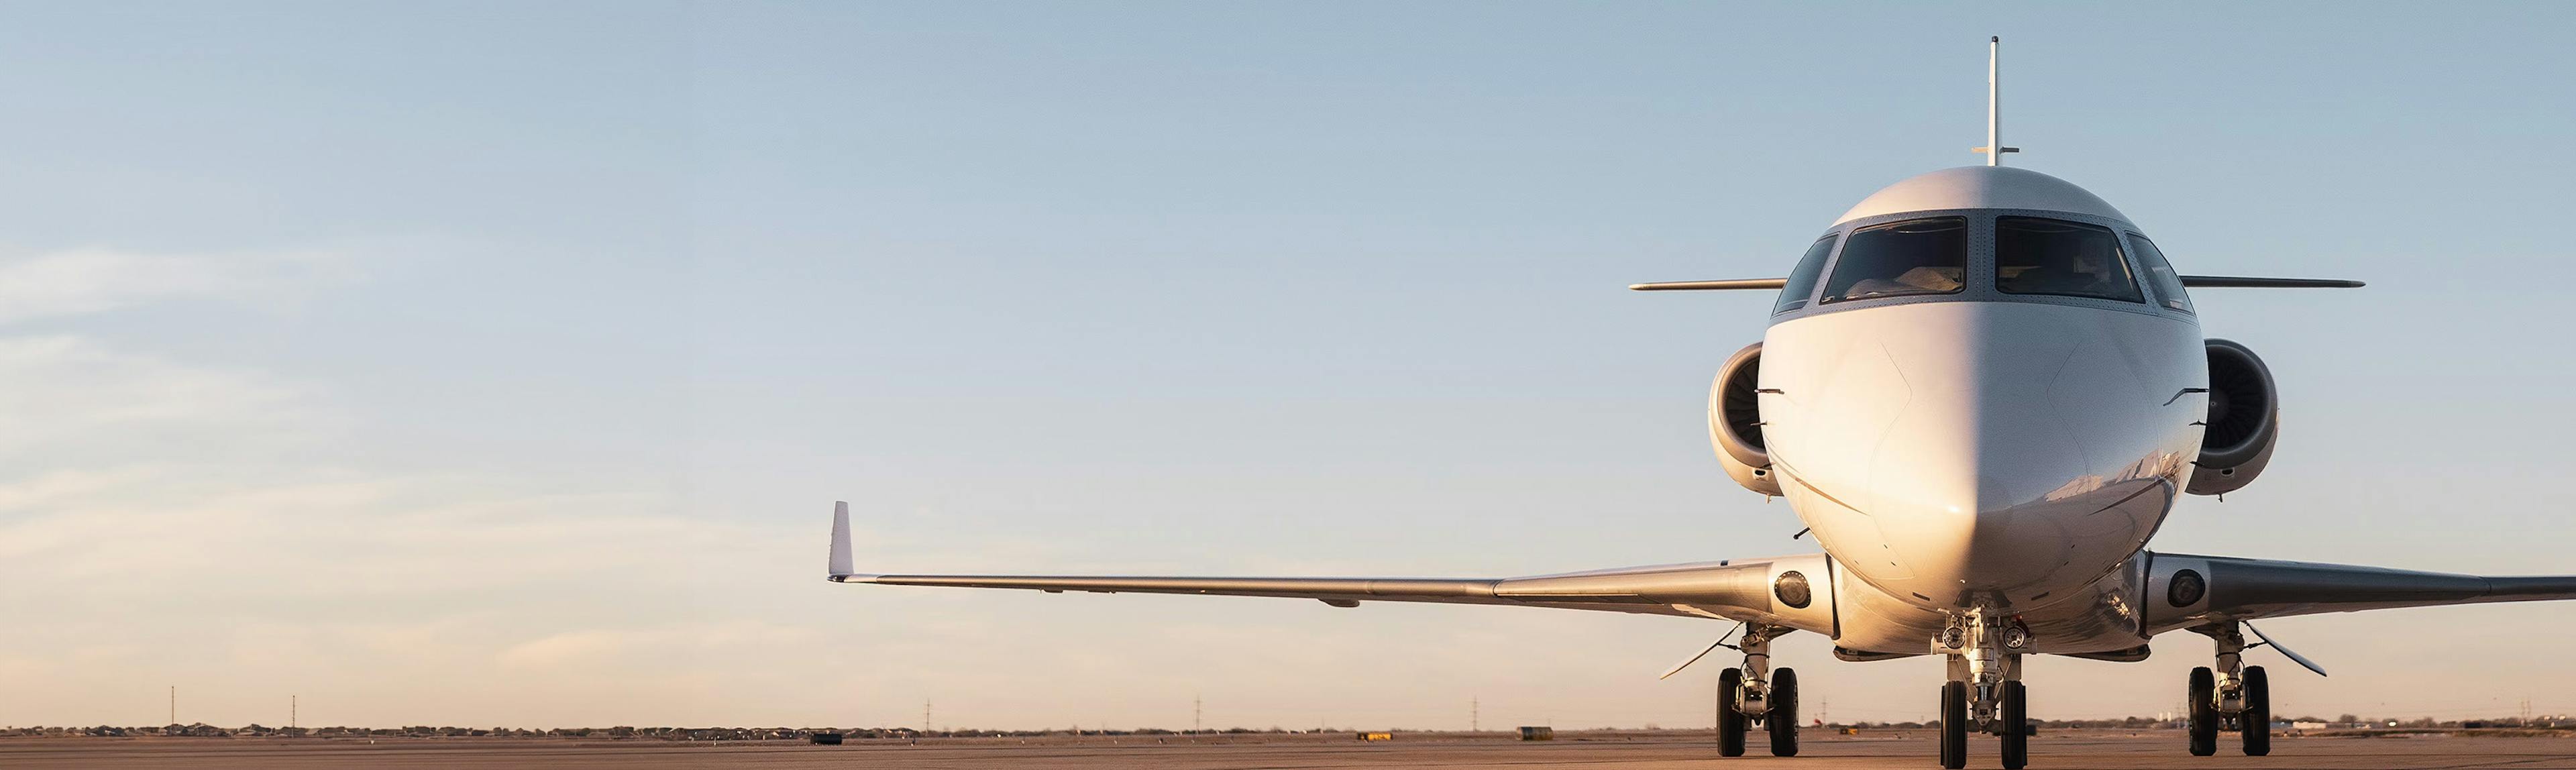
[2,1,2572,730]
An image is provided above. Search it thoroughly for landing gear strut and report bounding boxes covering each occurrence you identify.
[1935,612,2033,769]
[2186,622,2271,757]
[1715,624,1799,757]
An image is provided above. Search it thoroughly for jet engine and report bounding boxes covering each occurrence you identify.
[1710,342,1781,496]
[2187,339,2279,496]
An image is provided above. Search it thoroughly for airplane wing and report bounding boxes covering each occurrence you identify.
[2147,552,2576,631]
[825,503,1827,631]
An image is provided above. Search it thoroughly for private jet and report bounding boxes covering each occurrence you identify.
[826,38,2576,768]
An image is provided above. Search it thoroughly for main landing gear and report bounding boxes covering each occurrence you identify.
[1716,624,1800,757]
[2185,622,2272,757]
[1935,612,2034,769]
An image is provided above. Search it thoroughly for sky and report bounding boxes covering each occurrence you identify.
[1,1,2574,732]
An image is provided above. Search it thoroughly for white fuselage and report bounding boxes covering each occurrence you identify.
[1741,166,2214,655]
[1766,300,2202,608]
[1761,299,2204,651]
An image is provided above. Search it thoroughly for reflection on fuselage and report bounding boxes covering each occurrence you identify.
[1761,300,2205,614]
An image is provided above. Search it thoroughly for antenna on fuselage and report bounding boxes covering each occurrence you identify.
[1974,36,2018,165]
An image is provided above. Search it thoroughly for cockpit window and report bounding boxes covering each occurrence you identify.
[1995,217,2144,302]
[1774,234,1838,313]
[2125,233,2193,313]
[1819,217,1966,304]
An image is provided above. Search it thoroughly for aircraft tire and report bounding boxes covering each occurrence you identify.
[2187,667,2218,756]
[2000,680,2028,769]
[2241,666,2271,757]
[1768,667,1799,757]
[1939,680,1968,769]
[1717,667,1747,757]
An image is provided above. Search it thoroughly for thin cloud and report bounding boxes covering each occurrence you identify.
[0,248,350,325]
[0,335,319,459]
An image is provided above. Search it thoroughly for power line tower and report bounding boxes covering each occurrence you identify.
[923,700,932,735]
[1193,694,1203,734]
[1470,697,1479,732]
[291,695,298,730]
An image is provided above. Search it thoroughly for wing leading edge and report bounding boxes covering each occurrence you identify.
[2150,552,2576,631]
[826,503,1821,629]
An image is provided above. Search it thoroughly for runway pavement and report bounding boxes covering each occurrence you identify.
[4,730,2572,769]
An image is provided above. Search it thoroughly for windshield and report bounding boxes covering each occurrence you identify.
[2125,233,2193,313]
[1774,234,1838,313]
[1995,217,2143,302]
[1819,217,1966,304]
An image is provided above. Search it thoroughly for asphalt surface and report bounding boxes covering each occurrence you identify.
[4,731,2571,769]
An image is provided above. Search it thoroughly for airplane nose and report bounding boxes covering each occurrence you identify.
[1871,382,2095,601]
[1767,302,2196,608]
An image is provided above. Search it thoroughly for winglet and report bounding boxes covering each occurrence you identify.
[827,501,855,581]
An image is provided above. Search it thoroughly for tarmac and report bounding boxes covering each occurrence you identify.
[4,730,2573,769]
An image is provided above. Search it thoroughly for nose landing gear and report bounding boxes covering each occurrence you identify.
[1715,624,1800,757]
[2185,622,2272,757]
[1934,671,2032,769]
[1939,680,1968,769]
[1935,612,2033,769]
[1999,680,2028,769]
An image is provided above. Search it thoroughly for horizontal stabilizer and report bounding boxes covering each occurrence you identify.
[1629,278,1788,291]
[2178,276,2365,288]
[1633,276,2363,291]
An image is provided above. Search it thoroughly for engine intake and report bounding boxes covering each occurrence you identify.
[2188,339,2278,496]
[1710,342,1780,496]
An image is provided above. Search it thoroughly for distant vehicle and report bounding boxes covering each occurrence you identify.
[1517,726,1554,741]
[1356,732,1392,741]
[808,732,843,745]
[826,38,2576,769]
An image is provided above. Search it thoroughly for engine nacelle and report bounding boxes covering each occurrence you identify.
[2188,339,2279,496]
[1710,342,1780,496]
